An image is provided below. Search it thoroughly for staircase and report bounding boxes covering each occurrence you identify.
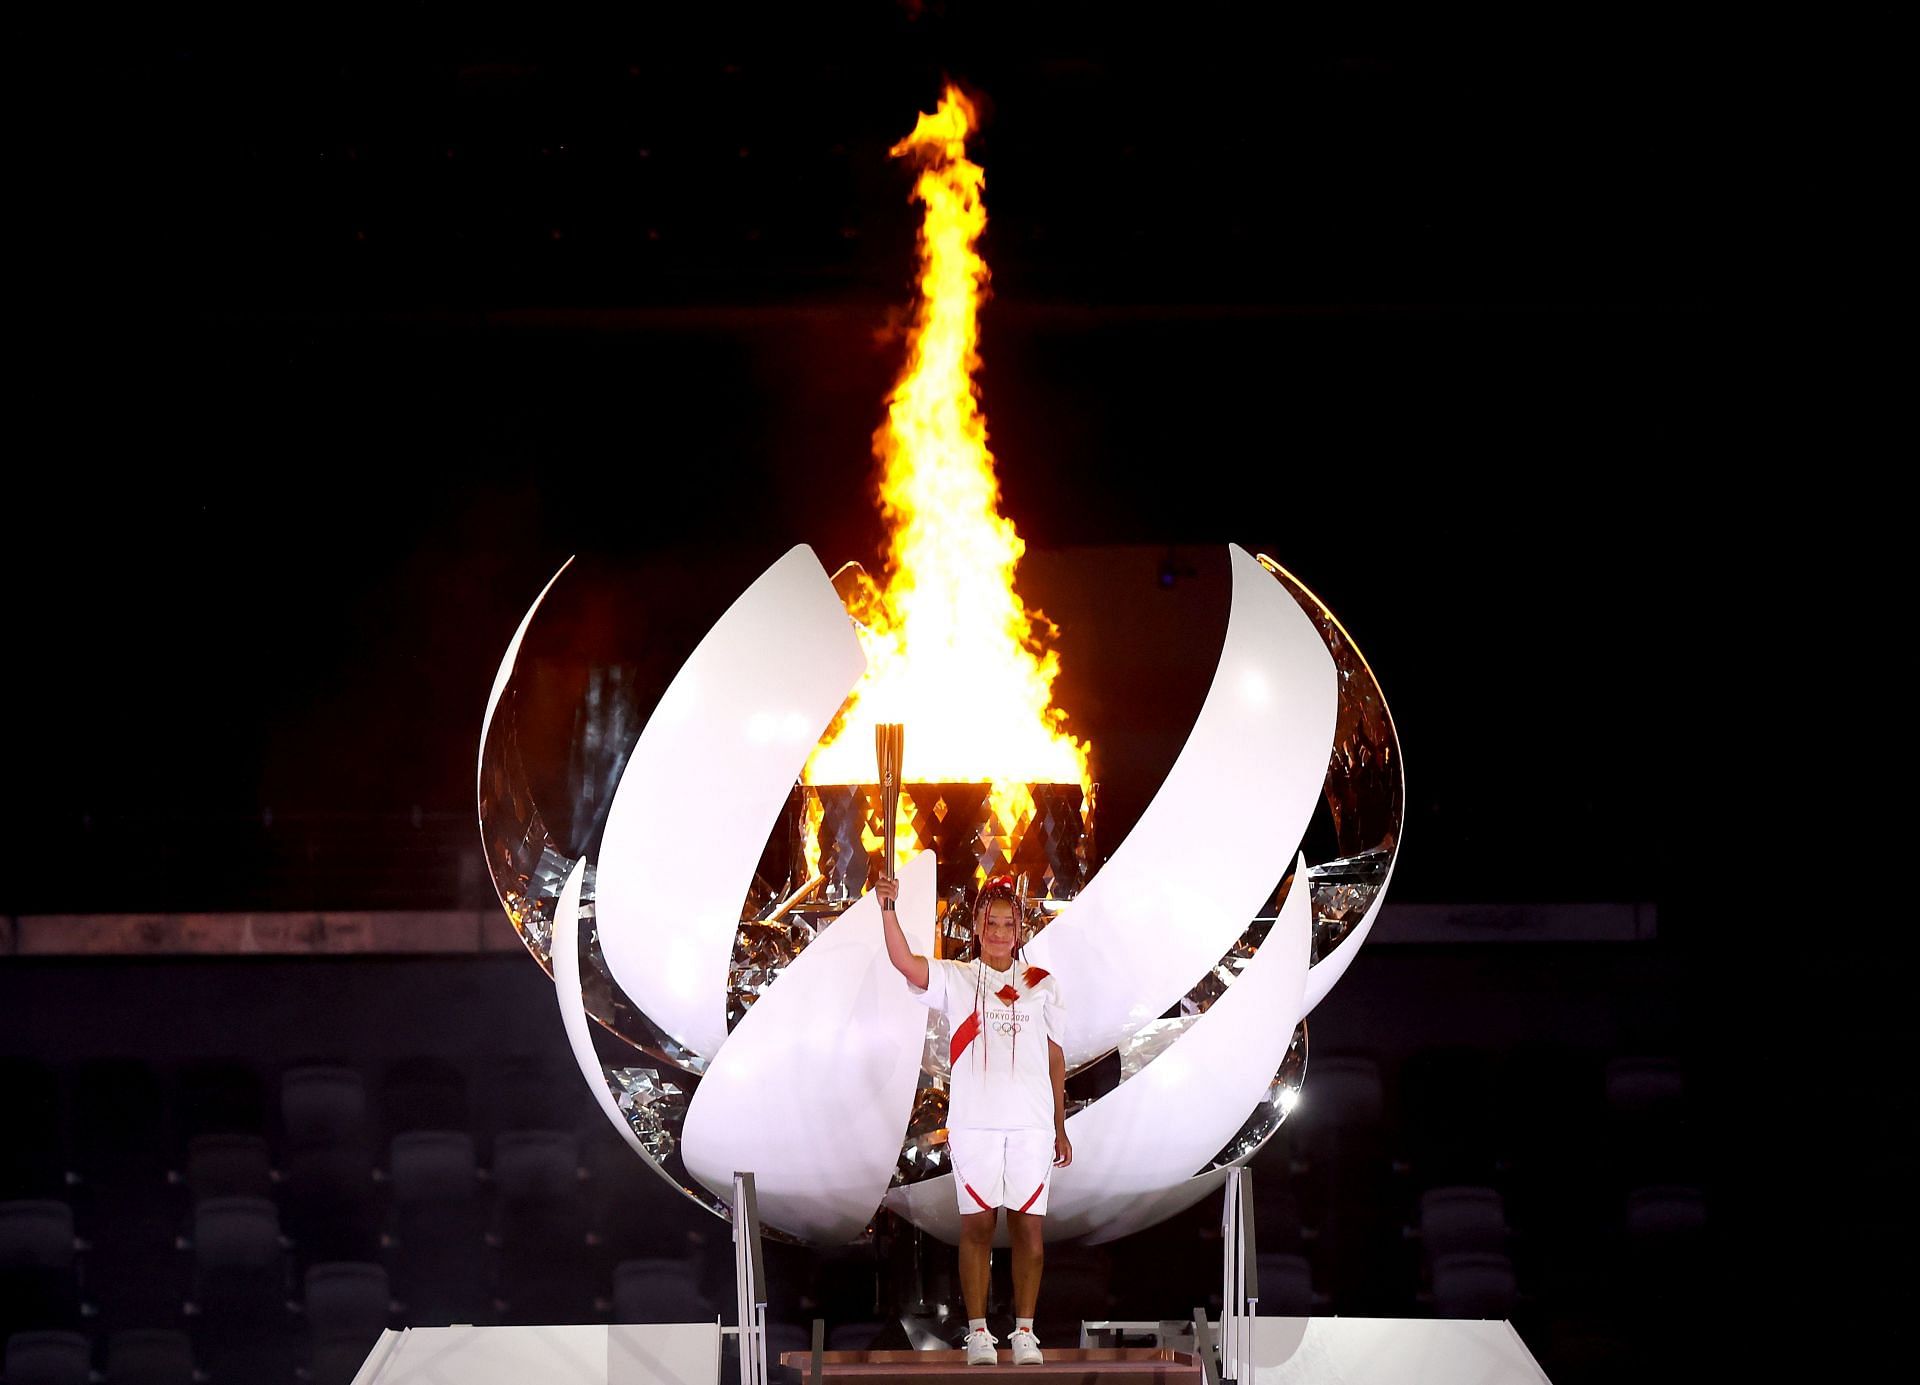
[779,1347,1205,1382]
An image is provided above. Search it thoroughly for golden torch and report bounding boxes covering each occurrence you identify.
[875,723,904,882]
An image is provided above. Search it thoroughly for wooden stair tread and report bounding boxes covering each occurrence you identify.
[778,1346,1204,1381]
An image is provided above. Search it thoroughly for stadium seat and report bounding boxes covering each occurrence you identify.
[492,1132,591,1324]
[281,1067,371,1150]
[1624,1185,1706,1242]
[187,1195,286,1307]
[303,1261,391,1340]
[182,1133,275,1204]
[379,1059,468,1140]
[103,1328,196,1385]
[1604,1058,1685,1119]
[1416,1186,1509,1260]
[2,1329,91,1385]
[611,1257,717,1325]
[1430,1251,1518,1319]
[1253,1252,1316,1315]
[304,1261,391,1384]
[187,1196,298,1382]
[481,1055,571,1137]
[287,1143,380,1258]
[175,1061,268,1142]
[0,1200,82,1336]
[1606,1059,1697,1189]
[386,1132,487,1326]
[312,1334,378,1385]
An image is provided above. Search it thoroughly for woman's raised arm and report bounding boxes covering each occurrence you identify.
[876,875,930,990]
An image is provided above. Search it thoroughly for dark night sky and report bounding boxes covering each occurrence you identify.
[9,3,1890,918]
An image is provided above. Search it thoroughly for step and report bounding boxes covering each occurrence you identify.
[778,1347,1204,1382]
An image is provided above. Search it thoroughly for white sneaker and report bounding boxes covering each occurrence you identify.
[1009,1327,1044,1366]
[964,1327,999,1366]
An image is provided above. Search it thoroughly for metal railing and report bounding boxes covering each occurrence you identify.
[1219,1166,1259,1380]
[730,1171,770,1385]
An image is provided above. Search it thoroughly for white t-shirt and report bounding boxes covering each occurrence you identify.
[910,956,1064,1132]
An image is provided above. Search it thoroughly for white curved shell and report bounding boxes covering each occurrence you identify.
[500,541,1393,1247]
[594,545,866,1063]
[1084,1163,1237,1247]
[548,860,651,1160]
[1024,545,1337,1068]
[681,851,939,1244]
[1302,847,1400,1017]
[477,555,573,799]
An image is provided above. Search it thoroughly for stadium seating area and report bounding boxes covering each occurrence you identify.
[1,1037,1706,1384]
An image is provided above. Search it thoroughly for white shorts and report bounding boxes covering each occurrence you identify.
[947,1127,1055,1216]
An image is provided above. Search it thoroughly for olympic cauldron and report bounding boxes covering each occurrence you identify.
[477,544,1401,1245]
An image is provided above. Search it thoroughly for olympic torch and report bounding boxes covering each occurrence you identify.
[875,723,904,883]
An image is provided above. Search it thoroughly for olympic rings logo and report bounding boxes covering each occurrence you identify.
[993,1020,1022,1035]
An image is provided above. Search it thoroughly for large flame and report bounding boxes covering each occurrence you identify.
[803,85,1091,858]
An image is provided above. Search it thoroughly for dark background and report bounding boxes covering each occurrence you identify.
[18,0,1890,916]
[3,1,1898,1378]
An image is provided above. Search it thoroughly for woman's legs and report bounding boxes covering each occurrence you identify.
[959,1209,998,1320]
[1007,1209,1045,1320]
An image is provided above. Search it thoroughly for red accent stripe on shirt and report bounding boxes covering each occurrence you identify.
[965,1182,993,1211]
[1018,1181,1046,1213]
[1022,966,1050,989]
[950,1011,982,1065]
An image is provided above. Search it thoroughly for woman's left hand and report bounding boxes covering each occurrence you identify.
[1053,1129,1073,1168]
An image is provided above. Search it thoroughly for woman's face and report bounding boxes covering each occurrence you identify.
[978,899,1021,963]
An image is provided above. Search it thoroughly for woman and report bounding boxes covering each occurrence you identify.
[878,871,1072,1367]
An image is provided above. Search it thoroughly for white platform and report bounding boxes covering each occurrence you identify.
[1245,1317,1552,1383]
[350,1323,721,1385]
[345,1317,1549,1384]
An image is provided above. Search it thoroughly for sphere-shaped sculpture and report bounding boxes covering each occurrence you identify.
[477,544,1400,1244]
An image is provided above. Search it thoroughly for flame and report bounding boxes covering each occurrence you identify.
[803,85,1090,863]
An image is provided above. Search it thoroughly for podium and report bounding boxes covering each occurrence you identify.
[348,1172,1553,1384]
[349,1318,1551,1383]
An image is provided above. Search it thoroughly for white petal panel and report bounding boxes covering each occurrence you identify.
[547,859,655,1164]
[682,852,938,1244]
[477,556,574,798]
[594,545,866,1063]
[1083,1163,1238,1246]
[887,854,1313,1245]
[1301,847,1400,1017]
[878,1159,969,1249]
[1024,545,1338,1068]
